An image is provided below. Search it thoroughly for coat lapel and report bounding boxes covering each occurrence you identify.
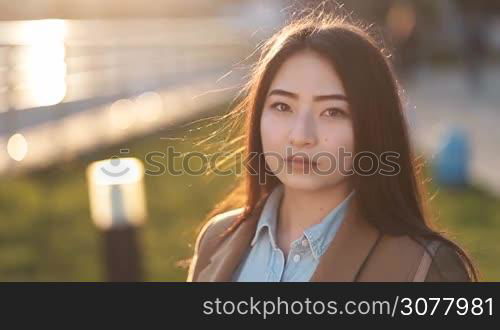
[197,200,383,282]
[196,209,261,282]
[309,203,382,281]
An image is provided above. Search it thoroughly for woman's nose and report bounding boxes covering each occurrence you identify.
[289,113,317,148]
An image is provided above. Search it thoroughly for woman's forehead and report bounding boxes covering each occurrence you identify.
[268,50,346,96]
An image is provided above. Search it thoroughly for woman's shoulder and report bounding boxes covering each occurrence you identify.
[423,239,472,282]
[196,208,246,247]
[205,207,246,233]
[375,234,472,281]
[187,207,245,281]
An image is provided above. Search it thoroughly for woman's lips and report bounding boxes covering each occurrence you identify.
[285,156,318,168]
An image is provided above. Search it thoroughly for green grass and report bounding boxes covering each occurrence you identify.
[0,103,238,281]
[424,182,500,281]
[0,104,498,281]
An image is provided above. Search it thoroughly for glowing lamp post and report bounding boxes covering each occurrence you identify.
[86,157,147,282]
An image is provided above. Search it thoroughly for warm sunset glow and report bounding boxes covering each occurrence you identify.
[108,98,136,131]
[135,91,163,123]
[11,19,68,108]
[7,133,28,161]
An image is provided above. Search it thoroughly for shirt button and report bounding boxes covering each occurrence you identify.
[301,239,308,247]
[293,254,301,263]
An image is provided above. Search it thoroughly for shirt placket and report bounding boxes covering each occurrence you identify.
[282,235,310,281]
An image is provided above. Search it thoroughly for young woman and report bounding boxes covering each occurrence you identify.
[186,12,479,282]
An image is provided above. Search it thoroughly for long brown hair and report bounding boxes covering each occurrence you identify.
[198,9,479,281]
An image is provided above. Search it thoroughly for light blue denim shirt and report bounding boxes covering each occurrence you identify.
[232,184,355,282]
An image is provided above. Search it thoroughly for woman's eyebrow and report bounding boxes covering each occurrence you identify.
[267,89,348,102]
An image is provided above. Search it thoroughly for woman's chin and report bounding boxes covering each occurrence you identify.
[277,174,336,191]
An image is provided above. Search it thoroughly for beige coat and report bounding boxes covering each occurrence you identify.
[187,202,471,282]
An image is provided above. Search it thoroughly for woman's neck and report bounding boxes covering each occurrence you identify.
[276,180,353,254]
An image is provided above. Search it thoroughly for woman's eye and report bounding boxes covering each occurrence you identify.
[322,108,347,118]
[270,102,290,112]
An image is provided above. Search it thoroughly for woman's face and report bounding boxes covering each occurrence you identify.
[260,49,354,191]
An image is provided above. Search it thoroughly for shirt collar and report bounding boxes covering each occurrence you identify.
[250,184,355,260]
[250,184,284,248]
[302,190,355,260]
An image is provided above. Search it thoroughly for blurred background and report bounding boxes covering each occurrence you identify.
[0,0,498,281]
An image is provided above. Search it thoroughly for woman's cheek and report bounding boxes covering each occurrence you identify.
[337,127,355,176]
[318,125,354,175]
